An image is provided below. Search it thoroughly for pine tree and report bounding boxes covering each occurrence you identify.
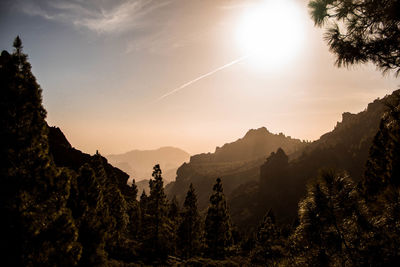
[126,183,141,241]
[90,155,129,260]
[141,164,173,262]
[139,190,148,214]
[361,91,400,264]
[205,178,232,259]
[177,183,202,259]
[289,170,369,266]
[169,195,180,221]
[168,195,180,256]
[0,37,81,265]
[250,210,284,265]
[363,91,400,199]
[68,164,108,266]
[308,0,400,75]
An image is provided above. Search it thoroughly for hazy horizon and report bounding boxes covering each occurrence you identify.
[1,0,398,155]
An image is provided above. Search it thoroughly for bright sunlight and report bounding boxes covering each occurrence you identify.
[236,0,305,71]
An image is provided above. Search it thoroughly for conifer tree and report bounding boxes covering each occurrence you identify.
[169,195,180,221]
[205,178,232,259]
[363,91,400,198]
[308,0,400,75]
[177,183,202,259]
[361,91,400,264]
[140,190,148,214]
[168,195,180,255]
[0,37,81,265]
[90,155,129,260]
[126,184,141,241]
[250,210,284,265]
[141,164,173,262]
[290,170,369,266]
[69,164,108,266]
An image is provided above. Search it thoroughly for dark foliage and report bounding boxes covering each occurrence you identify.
[2,36,400,266]
[250,210,285,265]
[363,90,400,198]
[0,37,82,266]
[177,183,202,259]
[140,164,174,263]
[205,178,233,259]
[309,0,400,75]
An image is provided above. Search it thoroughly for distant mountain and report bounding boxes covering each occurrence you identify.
[165,127,308,213]
[229,90,398,230]
[106,147,190,184]
[47,126,136,198]
[136,179,150,197]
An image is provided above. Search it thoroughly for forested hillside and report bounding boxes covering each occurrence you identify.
[2,0,400,263]
[229,92,398,230]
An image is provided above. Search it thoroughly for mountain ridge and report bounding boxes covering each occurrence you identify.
[166,127,308,211]
[106,146,190,184]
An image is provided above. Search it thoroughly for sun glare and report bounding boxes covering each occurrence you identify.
[236,0,305,71]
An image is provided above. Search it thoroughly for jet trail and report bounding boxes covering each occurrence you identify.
[154,55,248,103]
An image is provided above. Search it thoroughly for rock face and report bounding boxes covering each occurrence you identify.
[167,91,398,231]
[106,147,190,184]
[165,128,307,212]
[230,91,398,229]
[47,126,135,196]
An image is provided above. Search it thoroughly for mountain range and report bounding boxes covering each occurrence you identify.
[47,90,398,232]
[106,147,190,184]
[165,127,308,213]
[166,91,398,231]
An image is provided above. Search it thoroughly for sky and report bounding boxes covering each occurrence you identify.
[0,0,399,155]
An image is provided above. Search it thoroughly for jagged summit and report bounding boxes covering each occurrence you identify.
[243,127,270,138]
[166,126,307,211]
[191,127,305,164]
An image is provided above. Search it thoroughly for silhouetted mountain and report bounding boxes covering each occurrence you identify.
[47,126,135,197]
[106,147,190,184]
[165,128,307,213]
[230,91,398,229]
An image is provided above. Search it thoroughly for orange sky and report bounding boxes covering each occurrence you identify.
[1,0,398,155]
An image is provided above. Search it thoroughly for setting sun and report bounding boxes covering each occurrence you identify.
[236,0,305,70]
[2,0,400,265]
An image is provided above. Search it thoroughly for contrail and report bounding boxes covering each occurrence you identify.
[154,55,248,103]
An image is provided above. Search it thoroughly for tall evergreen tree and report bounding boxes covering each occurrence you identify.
[177,183,202,259]
[168,195,180,256]
[205,178,232,259]
[139,190,148,214]
[68,164,108,266]
[141,164,173,262]
[361,91,400,264]
[363,91,400,198]
[289,170,370,266]
[126,184,141,241]
[0,37,81,266]
[90,155,129,260]
[250,210,284,265]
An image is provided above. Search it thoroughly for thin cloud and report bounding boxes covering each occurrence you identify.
[16,0,172,34]
[154,55,249,103]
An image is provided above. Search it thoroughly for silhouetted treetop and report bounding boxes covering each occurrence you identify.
[309,0,400,75]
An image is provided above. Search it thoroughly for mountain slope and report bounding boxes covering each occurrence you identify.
[230,90,399,230]
[165,127,307,212]
[106,147,190,183]
[47,126,136,197]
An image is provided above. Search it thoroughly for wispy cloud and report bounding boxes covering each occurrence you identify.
[154,55,249,103]
[16,0,171,34]
[218,0,256,10]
